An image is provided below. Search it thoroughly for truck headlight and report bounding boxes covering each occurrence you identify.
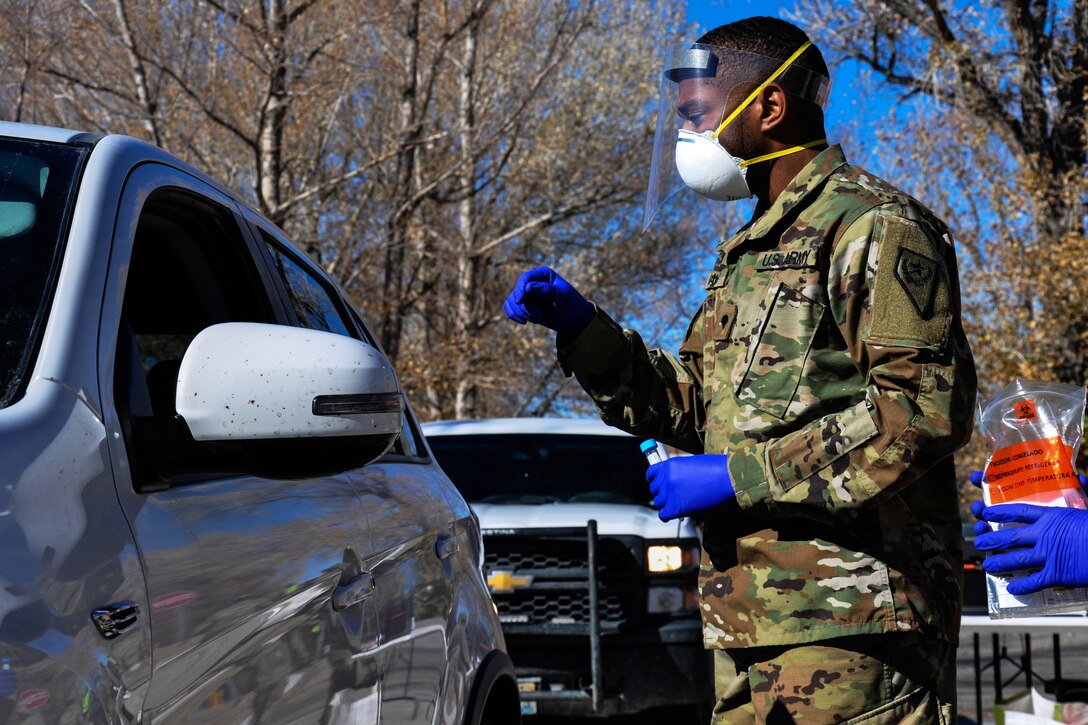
[646,544,698,572]
[647,545,683,572]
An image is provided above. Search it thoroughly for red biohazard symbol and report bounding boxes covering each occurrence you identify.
[1014,400,1037,421]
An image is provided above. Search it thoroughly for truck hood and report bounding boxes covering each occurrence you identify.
[470,502,700,540]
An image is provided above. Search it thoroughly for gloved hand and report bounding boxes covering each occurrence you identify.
[503,267,595,338]
[973,503,1088,594]
[647,454,734,522]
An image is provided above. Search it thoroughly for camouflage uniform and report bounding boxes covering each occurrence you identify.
[558,145,976,720]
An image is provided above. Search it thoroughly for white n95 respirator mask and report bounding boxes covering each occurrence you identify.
[674,129,752,201]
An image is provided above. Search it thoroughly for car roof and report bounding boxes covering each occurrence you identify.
[421,417,634,437]
[0,121,95,145]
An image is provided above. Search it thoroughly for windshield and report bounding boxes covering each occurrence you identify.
[427,433,653,505]
[0,138,85,409]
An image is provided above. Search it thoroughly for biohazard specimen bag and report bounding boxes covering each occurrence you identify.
[979,378,1088,618]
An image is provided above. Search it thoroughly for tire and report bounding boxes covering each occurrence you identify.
[464,650,520,725]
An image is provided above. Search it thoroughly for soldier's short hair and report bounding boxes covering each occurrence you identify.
[697,16,830,80]
[698,16,829,126]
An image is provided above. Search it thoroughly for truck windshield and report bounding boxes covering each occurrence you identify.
[0,138,85,409]
[427,433,653,505]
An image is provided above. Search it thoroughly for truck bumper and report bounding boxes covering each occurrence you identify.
[508,618,712,717]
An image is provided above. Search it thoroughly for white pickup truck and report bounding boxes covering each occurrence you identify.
[422,418,713,721]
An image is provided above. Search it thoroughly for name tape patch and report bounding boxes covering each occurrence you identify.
[756,249,815,270]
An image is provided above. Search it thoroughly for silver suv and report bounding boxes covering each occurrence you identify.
[0,122,517,724]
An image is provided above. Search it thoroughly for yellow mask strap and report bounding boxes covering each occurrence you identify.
[738,138,828,168]
[711,40,813,141]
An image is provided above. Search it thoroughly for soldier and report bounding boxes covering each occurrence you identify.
[504,16,976,724]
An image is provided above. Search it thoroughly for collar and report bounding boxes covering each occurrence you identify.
[719,144,849,251]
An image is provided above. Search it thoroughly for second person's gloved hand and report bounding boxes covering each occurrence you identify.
[647,454,734,522]
[974,503,1088,594]
[504,267,595,338]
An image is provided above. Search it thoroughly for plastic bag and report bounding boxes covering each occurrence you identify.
[979,378,1088,618]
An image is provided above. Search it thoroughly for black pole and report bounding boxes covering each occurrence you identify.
[587,519,602,713]
[1055,633,1062,685]
[974,632,983,725]
[994,633,1003,702]
[1024,633,1033,691]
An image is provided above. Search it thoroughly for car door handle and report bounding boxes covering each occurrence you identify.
[435,534,458,560]
[332,573,375,611]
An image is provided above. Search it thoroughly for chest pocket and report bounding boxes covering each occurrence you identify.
[732,275,826,420]
[698,283,737,407]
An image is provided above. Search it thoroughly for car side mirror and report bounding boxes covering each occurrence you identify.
[172,322,403,473]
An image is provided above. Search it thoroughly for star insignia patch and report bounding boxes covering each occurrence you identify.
[894,248,938,317]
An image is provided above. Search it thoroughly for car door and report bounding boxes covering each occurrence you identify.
[100,165,381,724]
[249,222,456,724]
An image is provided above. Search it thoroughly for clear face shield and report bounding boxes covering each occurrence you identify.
[644,42,831,230]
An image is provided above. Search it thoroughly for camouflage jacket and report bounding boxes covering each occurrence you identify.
[558,145,977,649]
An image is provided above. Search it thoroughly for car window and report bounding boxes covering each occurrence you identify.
[426,434,652,505]
[260,232,354,338]
[257,231,426,460]
[114,187,275,488]
[122,190,274,378]
[0,138,86,409]
[338,301,424,459]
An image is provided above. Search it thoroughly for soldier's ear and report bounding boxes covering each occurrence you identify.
[756,83,788,133]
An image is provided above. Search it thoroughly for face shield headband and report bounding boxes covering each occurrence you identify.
[644,41,831,230]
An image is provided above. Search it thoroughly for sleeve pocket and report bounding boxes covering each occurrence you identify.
[767,397,879,492]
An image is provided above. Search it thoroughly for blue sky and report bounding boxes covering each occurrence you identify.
[686,0,796,35]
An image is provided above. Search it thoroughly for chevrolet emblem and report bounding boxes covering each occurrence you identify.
[487,570,533,594]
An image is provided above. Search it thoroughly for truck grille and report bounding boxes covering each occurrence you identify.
[483,532,642,631]
[499,591,627,626]
[487,550,587,571]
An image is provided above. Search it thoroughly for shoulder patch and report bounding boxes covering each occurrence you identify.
[894,248,938,317]
[865,214,952,349]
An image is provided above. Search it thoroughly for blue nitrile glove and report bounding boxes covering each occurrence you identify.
[974,503,1088,594]
[503,266,595,338]
[968,470,1088,535]
[647,454,734,522]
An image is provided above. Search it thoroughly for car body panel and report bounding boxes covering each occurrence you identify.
[0,379,148,723]
[97,159,383,723]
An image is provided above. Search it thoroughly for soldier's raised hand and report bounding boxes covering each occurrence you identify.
[504,267,595,337]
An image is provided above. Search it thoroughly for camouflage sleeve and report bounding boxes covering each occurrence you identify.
[556,306,706,454]
[728,204,976,519]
